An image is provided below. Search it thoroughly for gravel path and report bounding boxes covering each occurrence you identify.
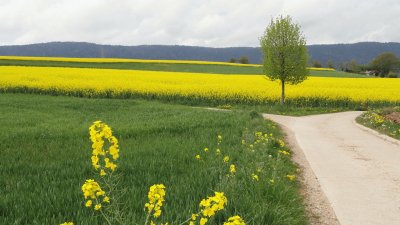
[263,111,400,225]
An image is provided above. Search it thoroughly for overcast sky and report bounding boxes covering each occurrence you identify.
[0,0,399,47]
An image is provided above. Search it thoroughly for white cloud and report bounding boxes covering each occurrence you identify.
[0,0,398,47]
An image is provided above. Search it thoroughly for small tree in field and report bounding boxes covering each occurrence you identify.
[370,52,399,77]
[238,56,249,64]
[260,15,309,105]
[327,60,335,69]
[312,60,322,68]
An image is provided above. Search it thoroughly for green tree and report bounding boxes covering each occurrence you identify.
[344,59,360,73]
[312,60,322,68]
[238,56,249,64]
[260,15,309,105]
[370,52,399,77]
[327,60,335,69]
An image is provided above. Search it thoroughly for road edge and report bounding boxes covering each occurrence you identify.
[353,120,400,146]
[269,119,340,225]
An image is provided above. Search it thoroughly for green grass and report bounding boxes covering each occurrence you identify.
[357,107,400,140]
[234,104,357,116]
[0,59,365,77]
[0,93,307,225]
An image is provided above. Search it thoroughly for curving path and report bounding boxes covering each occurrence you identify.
[263,111,400,225]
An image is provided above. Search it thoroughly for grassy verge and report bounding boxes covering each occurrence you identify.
[356,107,400,140]
[0,59,365,77]
[0,93,307,224]
[231,104,360,116]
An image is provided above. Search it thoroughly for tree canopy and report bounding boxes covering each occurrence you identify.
[370,52,399,77]
[260,15,309,104]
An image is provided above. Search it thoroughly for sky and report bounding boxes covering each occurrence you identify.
[0,0,399,47]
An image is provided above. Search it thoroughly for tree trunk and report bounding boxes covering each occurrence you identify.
[280,80,285,105]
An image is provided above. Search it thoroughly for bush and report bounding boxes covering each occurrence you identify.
[238,56,249,64]
[388,72,398,78]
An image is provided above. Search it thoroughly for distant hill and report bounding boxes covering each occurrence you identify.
[0,42,399,66]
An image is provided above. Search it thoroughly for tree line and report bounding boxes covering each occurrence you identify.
[311,52,400,78]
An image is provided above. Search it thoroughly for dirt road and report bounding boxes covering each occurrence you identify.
[263,111,400,225]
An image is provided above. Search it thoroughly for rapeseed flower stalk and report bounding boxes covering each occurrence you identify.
[89,121,119,176]
[199,192,227,217]
[185,192,228,225]
[223,215,246,225]
[81,179,109,210]
[145,184,166,224]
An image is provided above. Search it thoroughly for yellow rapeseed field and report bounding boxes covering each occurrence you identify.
[0,66,398,104]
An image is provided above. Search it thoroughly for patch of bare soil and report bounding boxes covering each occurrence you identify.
[385,112,400,124]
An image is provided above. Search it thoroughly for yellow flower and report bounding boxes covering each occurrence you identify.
[82,179,103,199]
[191,213,198,220]
[287,175,296,181]
[2,65,400,105]
[145,184,166,218]
[91,155,99,169]
[204,147,209,152]
[217,135,222,143]
[60,222,74,225]
[199,192,227,218]
[94,204,102,210]
[229,164,236,174]
[269,179,275,185]
[85,200,92,207]
[278,150,290,155]
[89,121,119,173]
[216,148,221,155]
[196,154,201,160]
[96,190,105,196]
[278,140,285,147]
[150,221,155,225]
[223,215,246,225]
[256,167,262,173]
[200,217,208,225]
[223,156,230,163]
[103,196,110,203]
[241,139,245,145]
[251,174,259,181]
[81,179,109,210]
[189,222,195,225]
